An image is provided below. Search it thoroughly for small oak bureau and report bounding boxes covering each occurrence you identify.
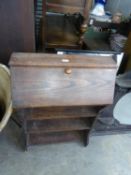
[9,53,117,150]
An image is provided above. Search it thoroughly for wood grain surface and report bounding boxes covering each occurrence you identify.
[10,53,116,68]
[25,106,101,120]
[27,118,92,133]
[46,0,85,14]
[10,53,117,108]
[0,0,35,65]
[29,131,83,145]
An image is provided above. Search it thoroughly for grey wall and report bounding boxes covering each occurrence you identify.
[105,0,131,17]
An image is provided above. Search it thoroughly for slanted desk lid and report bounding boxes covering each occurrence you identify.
[10,52,117,69]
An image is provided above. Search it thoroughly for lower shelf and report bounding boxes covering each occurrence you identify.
[19,106,101,149]
[27,118,94,133]
[28,131,85,145]
[25,106,101,120]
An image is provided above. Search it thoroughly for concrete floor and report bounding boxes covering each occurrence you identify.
[0,120,131,175]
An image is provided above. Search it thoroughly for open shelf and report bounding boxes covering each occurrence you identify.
[29,131,84,145]
[26,106,100,120]
[27,118,94,133]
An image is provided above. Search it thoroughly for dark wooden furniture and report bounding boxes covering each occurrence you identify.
[42,0,93,50]
[0,0,35,65]
[9,53,117,149]
[117,21,131,74]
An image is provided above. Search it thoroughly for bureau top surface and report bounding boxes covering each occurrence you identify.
[10,53,116,69]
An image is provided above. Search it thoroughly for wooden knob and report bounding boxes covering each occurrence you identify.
[65,68,72,74]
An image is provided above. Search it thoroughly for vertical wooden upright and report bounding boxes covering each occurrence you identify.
[0,0,35,65]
